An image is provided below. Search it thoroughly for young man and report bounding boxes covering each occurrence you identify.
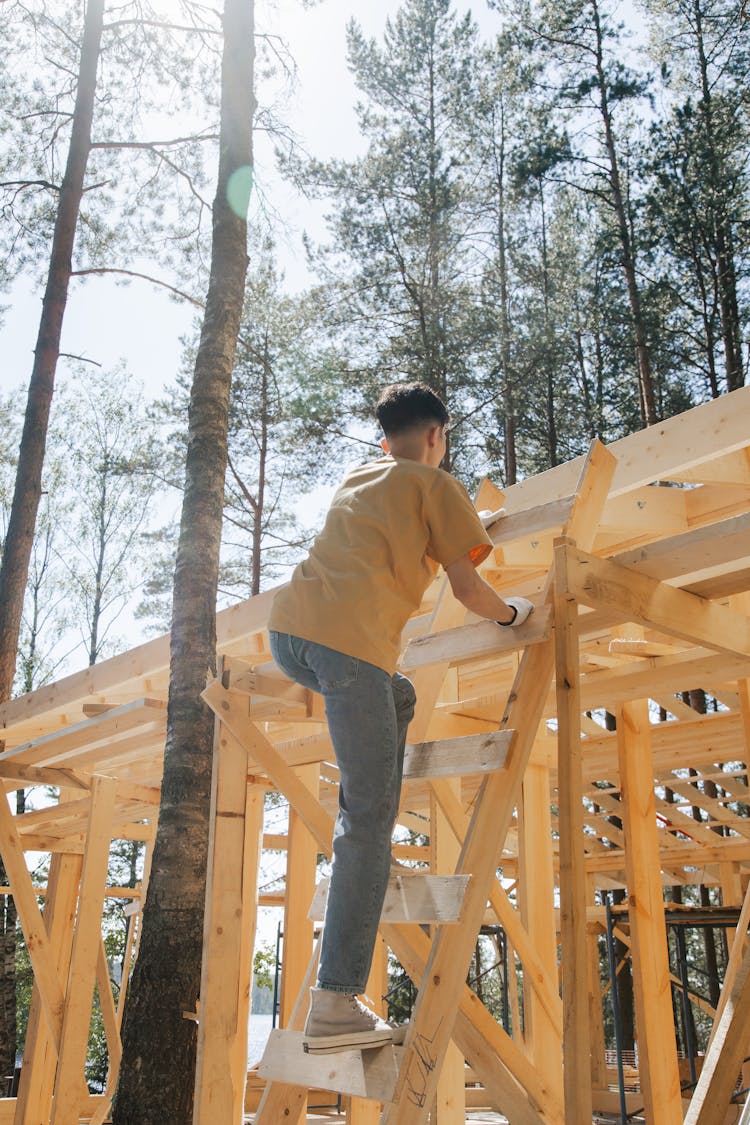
[268,383,532,1054]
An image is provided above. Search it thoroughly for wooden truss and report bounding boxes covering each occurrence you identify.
[0,388,749,1123]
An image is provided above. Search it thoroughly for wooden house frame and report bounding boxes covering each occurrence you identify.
[0,386,749,1124]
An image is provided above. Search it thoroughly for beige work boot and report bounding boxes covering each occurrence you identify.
[302,987,394,1054]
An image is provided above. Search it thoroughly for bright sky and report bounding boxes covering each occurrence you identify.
[0,0,501,404]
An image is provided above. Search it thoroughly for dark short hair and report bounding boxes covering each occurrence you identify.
[375,382,449,437]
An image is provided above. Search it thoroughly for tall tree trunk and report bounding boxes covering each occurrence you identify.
[590,0,658,426]
[89,463,109,665]
[0,0,105,1079]
[491,98,517,485]
[691,0,745,391]
[112,1,254,1121]
[251,335,270,598]
[539,179,558,467]
[0,0,105,707]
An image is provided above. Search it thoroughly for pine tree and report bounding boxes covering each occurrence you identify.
[507,0,661,424]
[287,0,483,474]
[641,0,748,393]
[112,0,255,1117]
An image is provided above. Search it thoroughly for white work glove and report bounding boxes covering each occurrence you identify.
[478,507,506,528]
[497,596,534,627]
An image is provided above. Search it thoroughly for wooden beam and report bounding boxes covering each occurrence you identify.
[586,874,608,1089]
[562,544,750,660]
[348,937,389,1125]
[382,922,559,1125]
[0,788,66,1054]
[431,781,466,1125]
[428,778,563,1038]
[0,762,91,790]
[553,537,593,1123]
[504,386,750,512]
[0,698,166,767]
[87,938,123,1125]
[194,714,253,1125]
[0,585,279,742]
[254,940,321,1123]
[579,645,749,715]
[51,775,117,1125]
[402,731,512,781]
[308,873,470,925]
[13,847,83,1125]
[400,607,551,671]
[616,696,683,1124]
[202,679,334,857]
[488,494,572,545]
[683,940,750,1125]
[280,762,319,1125]
[232,783,264,1109]
[613,511,750,586]
[519,760,562,1091]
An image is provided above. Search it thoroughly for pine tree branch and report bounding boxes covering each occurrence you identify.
[58,353,102,367]
[225,450,259,516]
[69,268,204,307]
[103,19,220,37]
[0,179,60,193]
[90,133,219,150]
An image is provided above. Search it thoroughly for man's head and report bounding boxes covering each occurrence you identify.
[376,382,449,467]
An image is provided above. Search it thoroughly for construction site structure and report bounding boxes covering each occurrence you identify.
[0,387,749,1124]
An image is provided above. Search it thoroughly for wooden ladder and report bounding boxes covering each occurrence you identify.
[249,440,616,1125]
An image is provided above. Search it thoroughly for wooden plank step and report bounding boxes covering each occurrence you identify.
[403,731,512,780]
[258,1030,401,1102]
[487,495,574,544]
[308,873,470,924]
[400,605,551,670]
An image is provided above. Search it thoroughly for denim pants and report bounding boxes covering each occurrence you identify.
[269,630,417,993]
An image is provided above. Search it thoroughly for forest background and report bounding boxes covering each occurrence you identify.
[0,0,747,1098]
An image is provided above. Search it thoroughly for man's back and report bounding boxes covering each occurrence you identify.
[268,454,491,674]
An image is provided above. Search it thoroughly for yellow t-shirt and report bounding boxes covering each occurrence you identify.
[268,455,493,674]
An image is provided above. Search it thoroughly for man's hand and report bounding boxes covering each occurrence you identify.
[478,507,506,528]
[497,596,534,627]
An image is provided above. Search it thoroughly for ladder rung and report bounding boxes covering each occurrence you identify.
[308,873,470,924]
[400,604,551,670]
[258,1029,401,1102]
[403,730,512,780]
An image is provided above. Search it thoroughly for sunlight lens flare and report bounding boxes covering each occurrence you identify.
[227,164,254,219]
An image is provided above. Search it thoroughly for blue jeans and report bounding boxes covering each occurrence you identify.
[269,631,416,993]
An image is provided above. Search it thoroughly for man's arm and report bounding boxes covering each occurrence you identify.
[445,553,532,625]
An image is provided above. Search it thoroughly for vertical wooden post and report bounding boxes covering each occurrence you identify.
[348,937,388,1125]
[616,696,683,1124]
[14,848,83,1125]
[279,761,319,1125]
[0,791,66,1054]
[585,876,607,1090]
[87,938,124,1125]
[232,782,265,1109]
[254,941,321,1125]
[720,862,743,907]
[194,716,262,1124]
[684,940,750,1125]
[431,782,465,1125]
[553,539,593,1125]
[51,775,117,1125]
[519,758,562,1095]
